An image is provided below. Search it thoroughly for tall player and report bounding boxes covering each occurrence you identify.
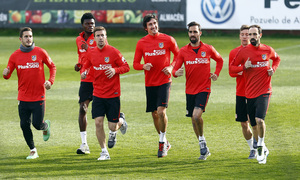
[230,25,281,164]
[81,26,129,160]
[74,13,97,154]
[229,25,258,159]
[3,27,56,159]
[133,14,179,158]
[172,21,223,160]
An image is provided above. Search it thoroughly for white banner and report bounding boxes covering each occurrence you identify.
[187,0,300,30]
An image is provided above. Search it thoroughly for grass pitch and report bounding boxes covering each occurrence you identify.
[0,32,299,179]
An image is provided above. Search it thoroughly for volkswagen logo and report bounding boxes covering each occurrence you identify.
[201,0,235,24]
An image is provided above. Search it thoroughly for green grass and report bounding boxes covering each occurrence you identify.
[0,33,299,179]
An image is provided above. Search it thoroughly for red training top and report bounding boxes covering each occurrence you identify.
[172,42,223,94]
[229,44,280,99]
[133,32,179,87]
[76,31,97,82]
[83,44,130,98]
[229,45,246,97]
[3,47,56,101]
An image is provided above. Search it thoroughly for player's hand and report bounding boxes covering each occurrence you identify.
[244,57,252,69]
[3,67,10,76]
[74,63,82,72]
[81,41,88,50]
[209,73,218,81]
[105,68,115,79]
[44,80,52,90]
[175,67,184,77]
[162,65,173,75]
[237,71,243,75]
[81,71,87,79]
[267,67,274,76]
[143,63,153,71]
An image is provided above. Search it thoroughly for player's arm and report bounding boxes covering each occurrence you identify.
[42,50,56,90]
[210,46,224,81]
[229,49,246,74]
[169,36,180,67]
[229,50,242,77]
[268,48,281,76]
[133,42,148,71]
[172,51,184,78]
[3,56,16,79]
[107,51,130,79]
[81,54,92,80]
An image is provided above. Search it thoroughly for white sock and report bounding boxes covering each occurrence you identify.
[101,147,108,153]
[80,131,87,145]
[199,135,205,142]
[109,130,117,134]
[159,131,166,142]
[31,148,37,152]
[246,138,254,150]
[258,136,265,147]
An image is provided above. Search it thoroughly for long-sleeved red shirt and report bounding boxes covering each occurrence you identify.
[229,45,246,97]
[3,47,56,101]
[133,32,179,87]
[229,44,280,99]
[76,31,97,82]
[83,44,130,98]
[172,42,223,94]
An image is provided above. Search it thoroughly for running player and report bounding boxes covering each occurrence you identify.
[229,25,258,159]
[81,26,129,160]
[229,25,281,164]
[133,14,179,158]
[74,13,97,154]
[3,27,56,159]
[172,21,224,160]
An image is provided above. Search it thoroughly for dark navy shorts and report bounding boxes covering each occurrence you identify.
[145,82,171,112]
[247,93,271,126]
[78,81,93,103]
[186,92,210,117]
[92,96,120,123]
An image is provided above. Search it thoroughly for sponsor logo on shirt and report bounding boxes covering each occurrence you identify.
[79,49,86,53]
[186,58,208,65]
[145,49,166,56]
[251,61,269,68]
[93,64,112,70]
[31,55,37,61]
[105,57,110,63]
[18,62,39,69]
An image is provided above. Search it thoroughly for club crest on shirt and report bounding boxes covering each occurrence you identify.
[201,51,206,57]
[159,42,164,48]
[105,57,109,63]
[89,39,94,45]
[31,55,37,61]
[262,54,267,60]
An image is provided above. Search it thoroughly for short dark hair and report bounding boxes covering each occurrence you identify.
[250,24,262,34]
[93,26,106,36]
[81,13,95,25]
[187,21,201,31]
[19,27,32,37]
[240,25,250,31]
[143,14,157,30]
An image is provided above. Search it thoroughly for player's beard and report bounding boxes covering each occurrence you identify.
[189,36,198,44]
[250,38,258,46]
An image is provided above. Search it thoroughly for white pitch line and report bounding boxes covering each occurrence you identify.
[275,44,300,51]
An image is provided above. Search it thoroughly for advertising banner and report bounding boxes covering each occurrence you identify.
[0,0,186,28]
[187,0,300,30]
